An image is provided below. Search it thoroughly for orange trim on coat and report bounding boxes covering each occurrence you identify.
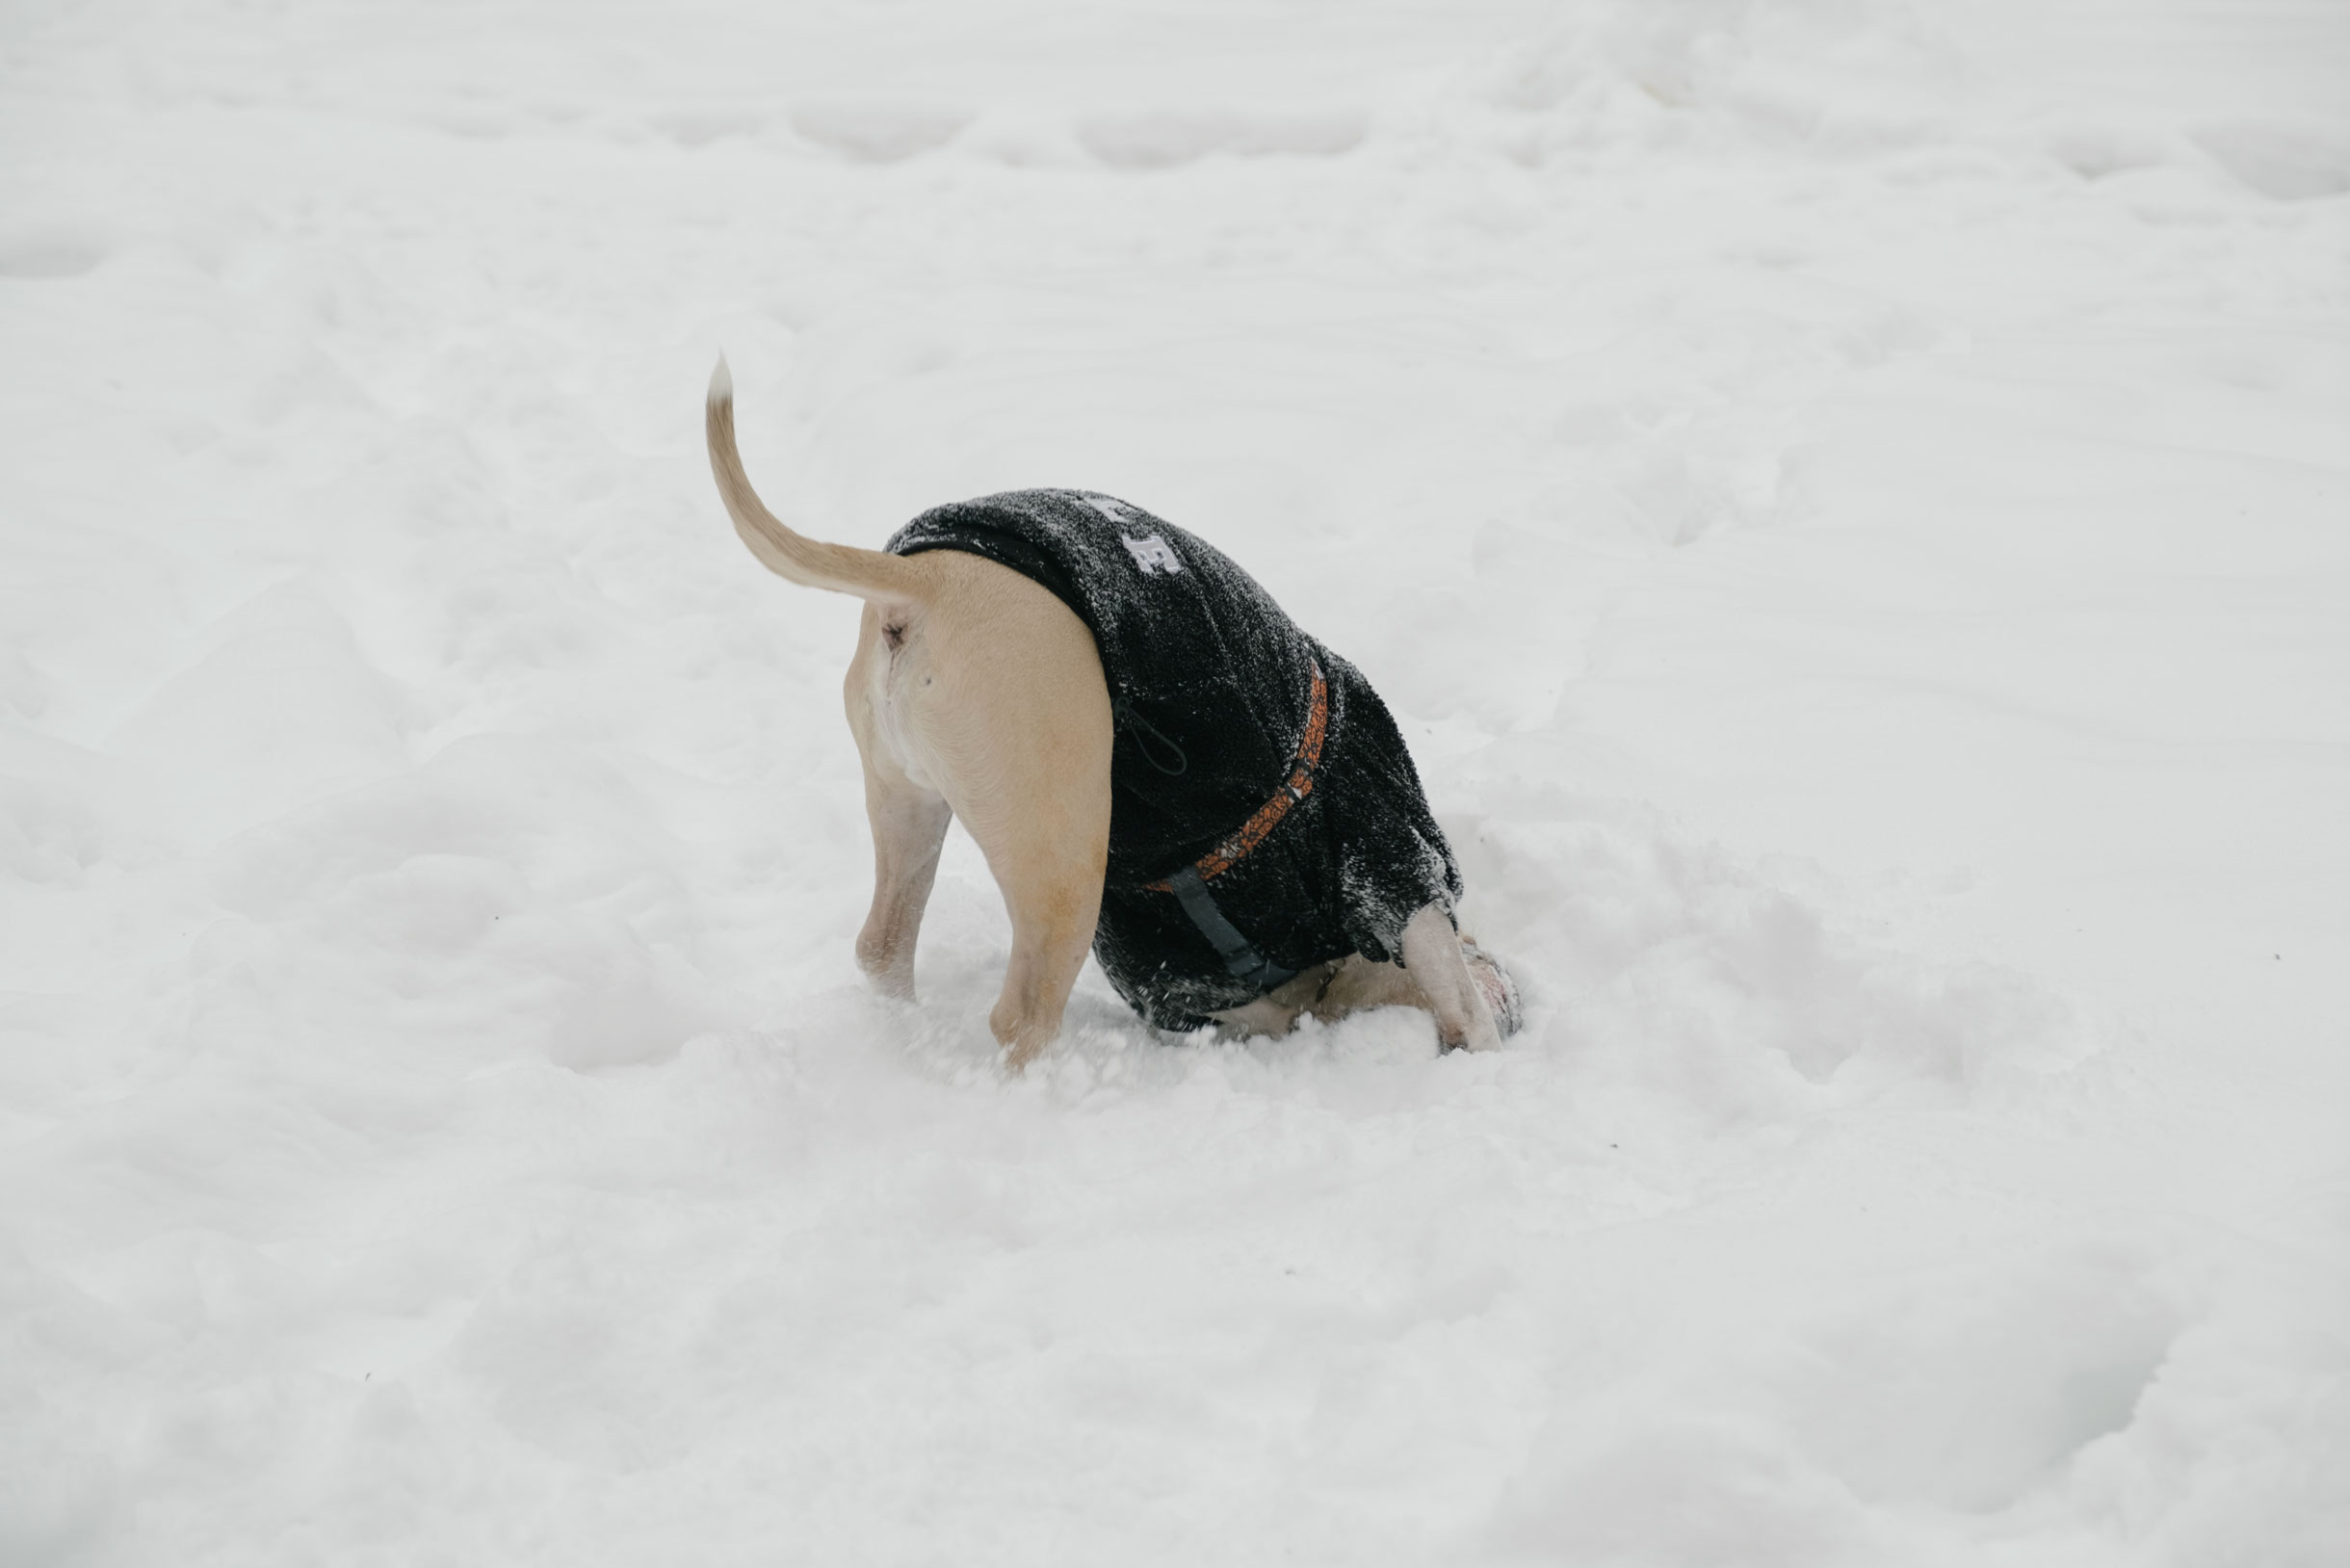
[1144,661,1327,893]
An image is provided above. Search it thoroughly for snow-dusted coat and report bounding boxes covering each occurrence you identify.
[888,489,1462,1030]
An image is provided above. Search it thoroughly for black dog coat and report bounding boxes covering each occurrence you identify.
[887,489,1462,1031]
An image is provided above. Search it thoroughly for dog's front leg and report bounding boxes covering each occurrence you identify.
[1398,902,1502,1053]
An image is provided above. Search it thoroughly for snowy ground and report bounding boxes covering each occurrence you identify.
[5,1,2348,1562]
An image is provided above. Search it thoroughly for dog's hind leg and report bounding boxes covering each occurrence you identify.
[846,607,953,1000]
[983,846,1104,1067]
[953,654,1110,1068]
[853,755,952,1001]
[888,557,1113,1069]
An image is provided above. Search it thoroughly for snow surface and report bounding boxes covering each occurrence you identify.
[4,1,2348,1562]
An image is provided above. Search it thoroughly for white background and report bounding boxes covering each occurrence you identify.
[4,1,2346,1561]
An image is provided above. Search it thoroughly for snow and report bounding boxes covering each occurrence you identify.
[4,0,2347,1561]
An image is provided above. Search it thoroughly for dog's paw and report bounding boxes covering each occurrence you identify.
[1462,940,1524,1040]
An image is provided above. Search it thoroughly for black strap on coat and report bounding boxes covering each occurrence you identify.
[1112,696,1189,776]
[1164,865,1295,992]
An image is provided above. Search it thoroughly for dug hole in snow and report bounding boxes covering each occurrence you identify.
[3,0,2347,1563]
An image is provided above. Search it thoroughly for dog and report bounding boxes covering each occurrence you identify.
[706,359,1516,1067]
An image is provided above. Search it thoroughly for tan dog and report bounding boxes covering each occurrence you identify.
[707,360,1504,1067]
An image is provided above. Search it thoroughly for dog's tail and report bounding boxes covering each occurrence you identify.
[705,357,927,601]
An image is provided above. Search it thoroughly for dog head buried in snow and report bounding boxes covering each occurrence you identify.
[705,358,1519,1067]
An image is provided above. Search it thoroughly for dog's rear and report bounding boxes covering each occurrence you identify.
[707,362,1113,1064]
